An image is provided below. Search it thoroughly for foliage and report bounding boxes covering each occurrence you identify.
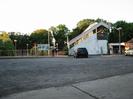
[95,18,107,23]
[30,29,48,44]
[108,21,133,43]
[69,27,81,40]
[77,19,95,31]
[50,24,69,50]
[69,19,95,40]
[10,35,31,49]
[0,40,4,50]
[0,32,10,42]
[0,32,15,56]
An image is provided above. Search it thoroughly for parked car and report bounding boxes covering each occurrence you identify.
[125,49,133,56]
[74,48,88,58]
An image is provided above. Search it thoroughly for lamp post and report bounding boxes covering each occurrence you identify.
[26,44,29,56]
[52,38,56,48]
[66,32,70,55]
[14,40,17,56]
[34,43,37,56]
[52,36,56,56]
[117,27,122,54]
[48,31,50,56]
[110,27,122,54]
[67,35,70,50]
[56,43,58,56]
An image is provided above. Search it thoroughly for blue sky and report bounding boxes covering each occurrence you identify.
[0,0,133,33]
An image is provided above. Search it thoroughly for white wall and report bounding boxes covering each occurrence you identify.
[97,40,108,54]
[69,34,108,55]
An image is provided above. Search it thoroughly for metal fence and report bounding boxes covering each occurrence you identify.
[0,49,67,56]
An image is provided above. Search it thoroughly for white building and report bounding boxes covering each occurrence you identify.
[69,21,110,55]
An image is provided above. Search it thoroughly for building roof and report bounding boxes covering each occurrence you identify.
[69,21,110,45]
[109,43,125,46]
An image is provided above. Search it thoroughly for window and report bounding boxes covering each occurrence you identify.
[93,29,96,34]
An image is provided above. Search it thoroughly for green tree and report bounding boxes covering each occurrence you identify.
[10,35,31,49]
[0,40,4,50]
[30,29,48,45]
[108,21,133,43]
[69,27,81,40]
[77,19,95,31]
[0,32,15,56]
[69,19,95,40]
[53,24,69,50]
[0,32,10,42]
[95,18,107,23]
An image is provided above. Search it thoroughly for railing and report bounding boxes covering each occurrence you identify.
[0,50,68,56]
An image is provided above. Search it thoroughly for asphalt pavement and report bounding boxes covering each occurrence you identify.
[0,55,133,98]
[1,72,133,99]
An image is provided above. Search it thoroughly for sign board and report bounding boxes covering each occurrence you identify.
[37,44,49,51]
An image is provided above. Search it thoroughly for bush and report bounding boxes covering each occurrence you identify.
[0,40,15,56]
